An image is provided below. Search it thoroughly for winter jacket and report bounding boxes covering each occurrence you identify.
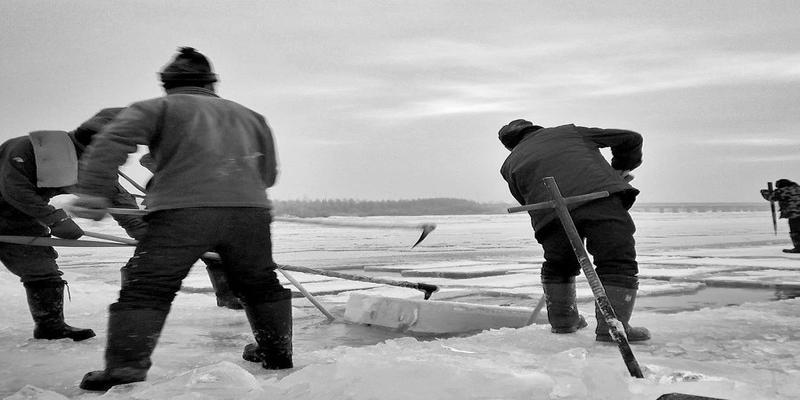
[765,185,800,219]
[500,124,642,231]
[78,87,277,211]
[0,134,144,235]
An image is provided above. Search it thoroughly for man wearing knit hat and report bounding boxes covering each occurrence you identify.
[498,119,649,343]
[0,108,146,343]
[71,47,291,391]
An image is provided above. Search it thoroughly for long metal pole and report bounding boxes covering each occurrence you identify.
[276,269,335,321]
[82,233,338,321]
[117,171,147,194]
[277,263,439,300]
[526,295,546,326]
[80,229,439,300]
[542,177,644,378]
[768,182,777,235]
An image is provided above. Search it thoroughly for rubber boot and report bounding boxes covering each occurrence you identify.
[595,285,650,342]
[241,288,293,369]
[80,307,169,391]
[205,261,244,310]
[783,232,800,253]
[542,279,587,334]
[24,280,95,341]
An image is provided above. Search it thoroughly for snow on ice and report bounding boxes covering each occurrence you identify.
[1,211,799,399]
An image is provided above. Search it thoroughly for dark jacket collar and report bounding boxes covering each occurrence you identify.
[165,87,219,97]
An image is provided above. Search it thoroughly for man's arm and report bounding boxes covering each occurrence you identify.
[108,184,148,239]
[0,141,61,222]
[257,115,278,188]
[577,127,643,171]
[78,102,160,199]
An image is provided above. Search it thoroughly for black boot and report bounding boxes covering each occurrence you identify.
[595,285,650,343]
[241,288,293,369]
[80,307,169,391]
[24,280,95,341]
[542,278,587,334]
[205,262,244,310]
[783,232,800,253]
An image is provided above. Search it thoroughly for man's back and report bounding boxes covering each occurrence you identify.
[80,87,277,211]
[500,123,640,231]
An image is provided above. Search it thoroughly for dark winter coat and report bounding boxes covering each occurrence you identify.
[765,185,800,219]
[77,87,277,211]
[0,134,144,235]
[500,124,642,231]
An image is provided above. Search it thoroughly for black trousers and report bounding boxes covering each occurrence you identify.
[788,217,800,233]
[114,207,285,312]
[0,209,62,284]
[534,194,639,289]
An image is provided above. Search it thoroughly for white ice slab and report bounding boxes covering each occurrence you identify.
[638,265,749,280]
[400,262,537,278]
[363,260,495,272]
[701,269,800,288]
[644,256,800,270]
[343,293,532,334]
[642,244,795,259]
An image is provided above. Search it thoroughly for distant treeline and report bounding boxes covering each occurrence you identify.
[272,198,768,217]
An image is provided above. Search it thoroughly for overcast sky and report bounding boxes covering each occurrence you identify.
[1,0,798,203]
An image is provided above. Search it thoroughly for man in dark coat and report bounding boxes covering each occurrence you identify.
[498,119,650,343]
[762,178,800,253]
[71,47,291,391]
[0,108,146,342]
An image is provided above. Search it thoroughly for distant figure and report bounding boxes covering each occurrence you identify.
[71,47,291,391]
[498,119,650,343]
[761,179,800,253]
[0,108,146,342]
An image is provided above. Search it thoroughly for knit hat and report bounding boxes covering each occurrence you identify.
[73,107,124,147]
[498,119,542,150]
[776,179,798,188]
[160,47,217,87]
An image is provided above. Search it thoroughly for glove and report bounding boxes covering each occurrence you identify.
[121,218,148,241]
[68,194,112,221]
[617,170,634,182]
[760,189,771,201]
[44,210,84,239]
[139,153,156,172]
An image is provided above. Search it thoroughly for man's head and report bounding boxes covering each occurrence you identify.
[73,107,125,148]
[776,179,798,188]
[160,47,218,90]
[498,119,542,150]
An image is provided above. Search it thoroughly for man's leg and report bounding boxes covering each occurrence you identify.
[579,196,650,342]
[0,243,94,341]
[215,208,293,369]
[81,209,214,391]
[201,255,244,310]
[784,217,800,253]
[535,224,587,334]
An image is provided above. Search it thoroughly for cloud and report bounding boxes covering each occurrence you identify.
[723,153,800,163]
[694,137,800,146]
[305,26,800,123]
[585,53,800,97]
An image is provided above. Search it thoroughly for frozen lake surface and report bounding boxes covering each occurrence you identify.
[1,211,799,399]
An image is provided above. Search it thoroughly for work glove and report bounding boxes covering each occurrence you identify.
[68,194,112,221]
[617,170,634,182]
[760,189,772,201]
[119,217,148,241]
[41,209,84,239]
